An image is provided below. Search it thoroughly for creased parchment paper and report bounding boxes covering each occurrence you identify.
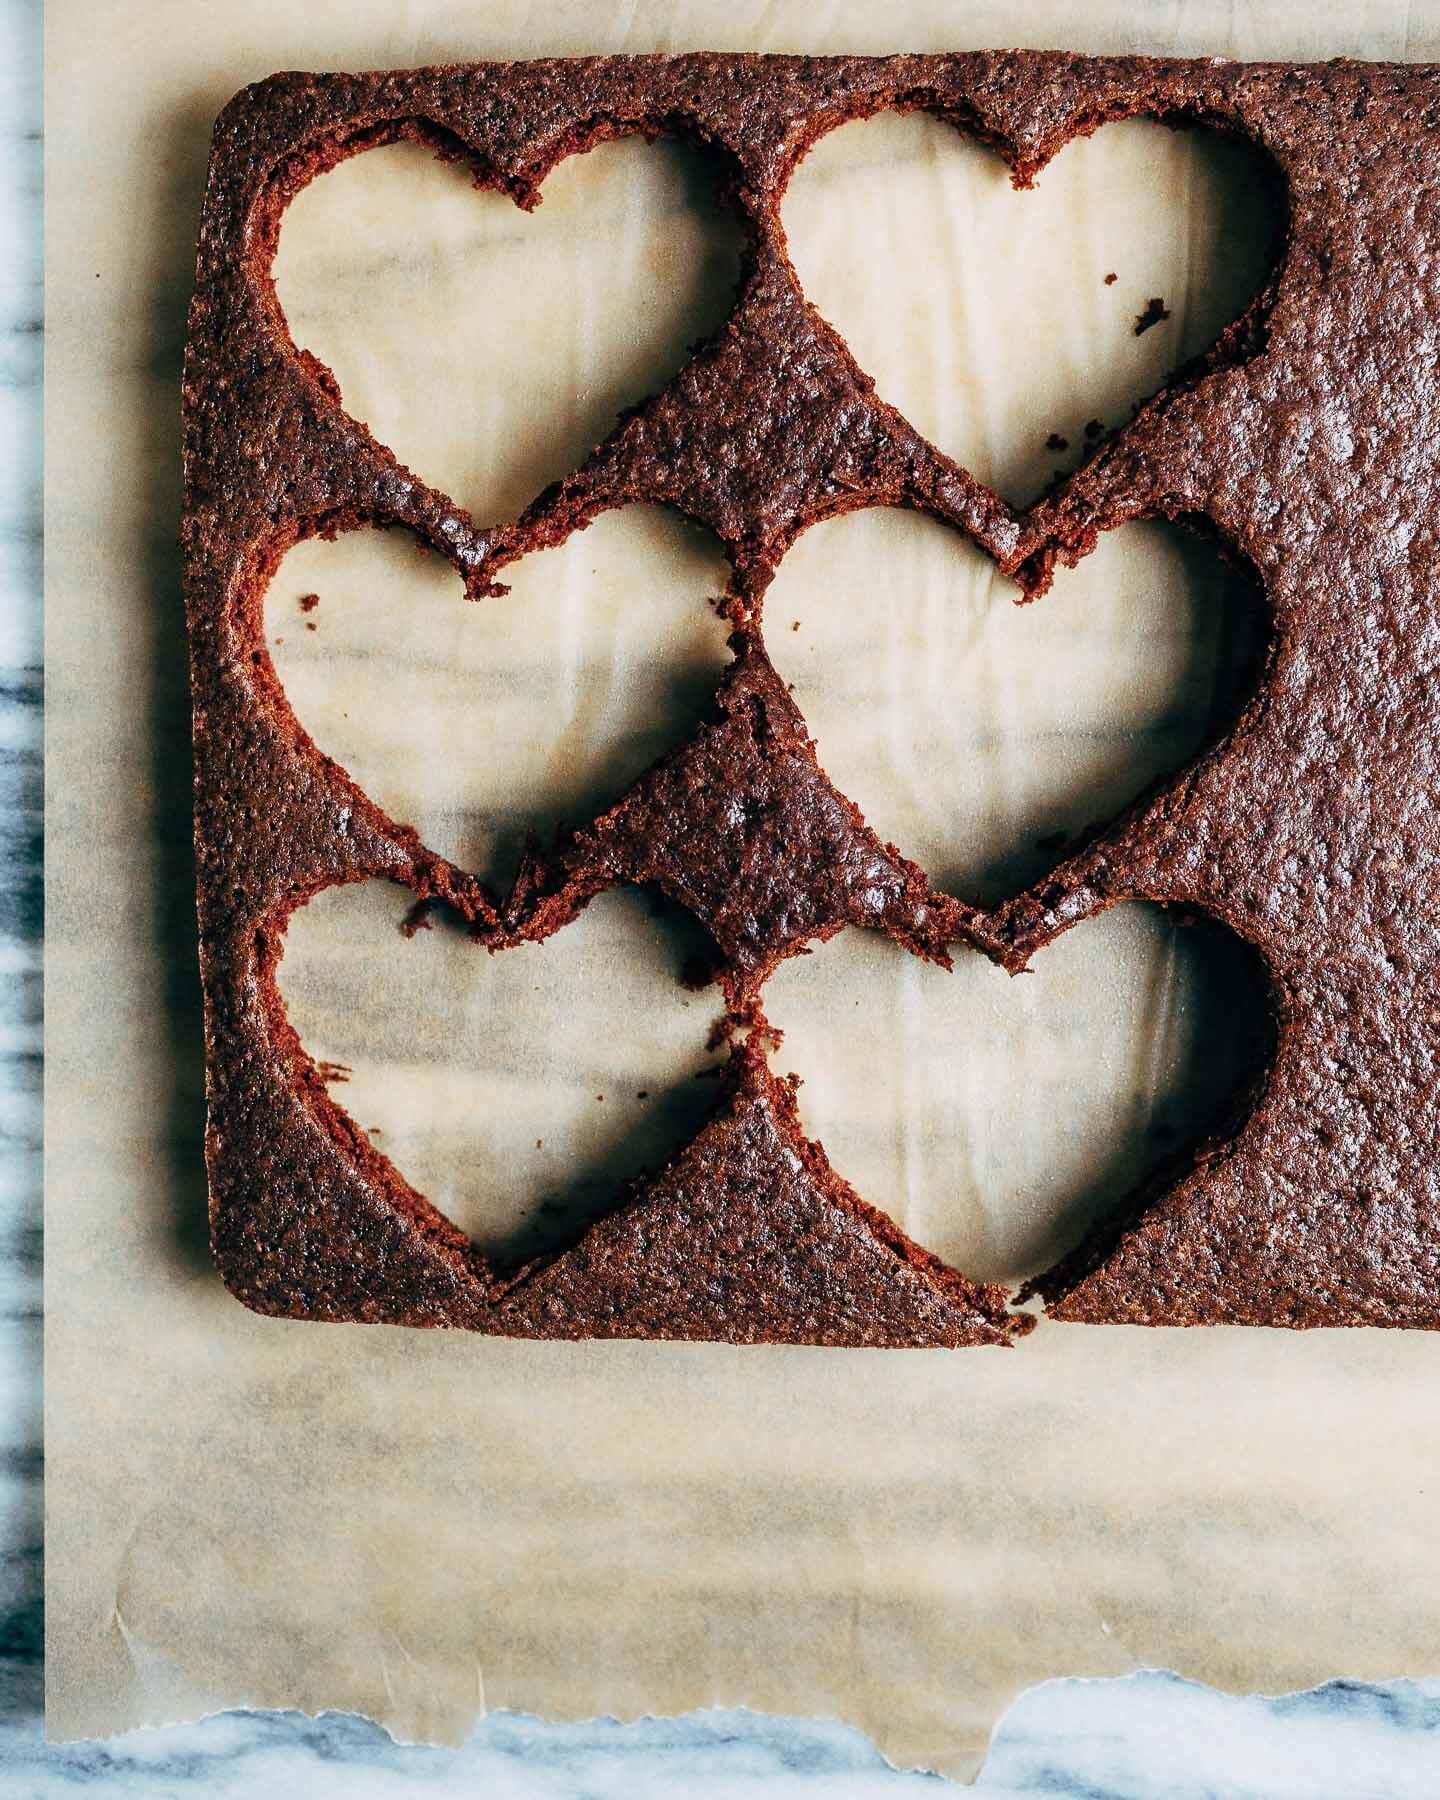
[46,0,1440,1779]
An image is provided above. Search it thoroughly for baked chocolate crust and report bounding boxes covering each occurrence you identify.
[183,53,1440,1340]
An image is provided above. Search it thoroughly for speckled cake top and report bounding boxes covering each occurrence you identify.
[182,53,1440,1343]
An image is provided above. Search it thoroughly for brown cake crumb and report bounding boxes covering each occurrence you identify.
[1134,295,1171,334]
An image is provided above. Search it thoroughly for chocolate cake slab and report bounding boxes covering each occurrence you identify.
[182,53,1440,1339]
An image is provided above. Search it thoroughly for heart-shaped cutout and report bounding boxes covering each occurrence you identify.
[274,134,745,523]
[266,505,732,885]
[760,904,1268,1287]
[783,112,1279,506]
[768,508,1264,906]
[279,880,726,1267]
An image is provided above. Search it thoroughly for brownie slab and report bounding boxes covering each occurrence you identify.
[183,52,1440,1339]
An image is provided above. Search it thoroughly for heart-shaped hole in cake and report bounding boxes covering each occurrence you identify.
[768,508,1266,907]
[266,505,733,888]
[274,134,746,524]
[760,903,1270,1288]
[278,879,727,1268]
[783,112,1282,506]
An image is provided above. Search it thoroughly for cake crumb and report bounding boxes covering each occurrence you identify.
[1084,418,1104,441]
[1104,270,1118,285]
[298,592,320,613]
[1045,432,1069,452]
[400,900,433,937]
[680,955,712,990]
[1134,295,1171,335]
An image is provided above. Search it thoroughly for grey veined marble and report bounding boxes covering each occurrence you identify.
[3,1682,1440,1797]
[10,0,1440,1790]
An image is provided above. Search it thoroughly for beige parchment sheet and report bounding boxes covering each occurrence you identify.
[45,0,1440,1779]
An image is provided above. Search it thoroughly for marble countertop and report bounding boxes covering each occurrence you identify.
[13,1,1440,1791]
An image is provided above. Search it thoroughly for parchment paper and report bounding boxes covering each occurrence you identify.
[46,0,1440,1780]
